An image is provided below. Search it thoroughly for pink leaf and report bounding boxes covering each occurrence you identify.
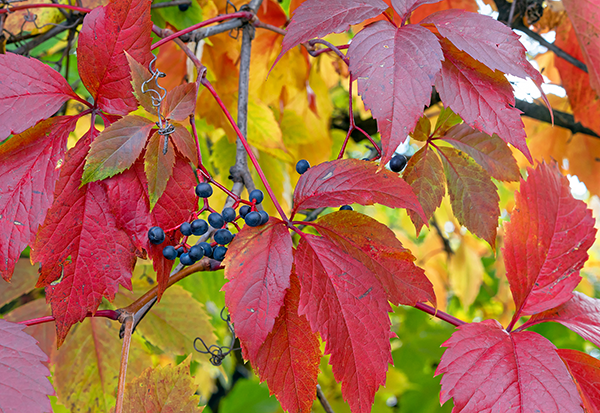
[0,319,53,413]
[292,158,426,222]
[436,319,583,412]
[348,21,442,166]
[390,0,442,22]
[295,234,393,413]
[504,162,596,320]
[0,53,79,138]
[558,349,600,413]
[222,218,293,360]
[0,117,78,281]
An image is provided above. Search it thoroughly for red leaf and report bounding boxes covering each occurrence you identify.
[438,146,500,248]
[410,0,478,24]
[280,0,388,59]
[292,159,426,222]
[31,135,137,345]
[102,156,197,295]
[348,21,442,166]
[436,319,583,412]
[252,272,321,413]
[561,0,600,96]
[0,319,53,413]
[170,123,198,166]
[440,123,520,182]
[423,10,543,83]
[162,83,197,121]
[434,39,531,161]
[0,53,79,138]
[390,0,442,21]
[503,162,596,320]
[145,131,175,209]
[82,115,155,184]
[0,117,77,281]
[295,234,393,413]
[125,52,156,115]
[308,211,435,306]
[558,349,600,413]
[77,0,153,115]
[222,218,293,360]
[402,144,445,232]
[523,292,600,348]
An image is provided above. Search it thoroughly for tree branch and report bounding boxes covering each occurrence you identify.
[316,384,335,413]
[151,0,191,8]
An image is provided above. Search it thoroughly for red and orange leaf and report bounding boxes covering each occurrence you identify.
[170,123,198,166]
[348,21,442,166]
[436,319,583,412]
[402,144,445,232]
[0,117,77,281]
[435,39,531,161]
[77,0,153,115]
[440,123,520,182]
[309,211,435,306]
[279,0,388,59]
[523,292,600,348]
[0,53,79,139]
[390,0,442,21]
[125,52,156,115]
[253,273,321,413]
[82,115,155,184]
[295,234,393,413]
[410,0,478,24]
[163,83,197,121]
[121,356,203,413]
[31,135,137,345]
[558,349,600,413]
[222,218,293,360]
[0,319,53,413]
[438,146,500,248]
[102,156,197,295]
[561,0,600,95]
[145,131,176,209]
[292,159,426,222]
[503,162,596,320]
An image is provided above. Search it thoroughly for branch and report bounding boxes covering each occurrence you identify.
[413,302,466,327]
[114,315,133,413]
[151,0,191,9]
[316,384,335,413]
[12,16,83,55]
[18,309,119,326]
[515,100,599,138]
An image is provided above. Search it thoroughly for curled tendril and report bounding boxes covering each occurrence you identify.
[193,307,239,366]
[143,55,175,154]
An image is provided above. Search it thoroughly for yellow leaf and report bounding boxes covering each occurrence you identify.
[247,100,292,163]
[449,234,485,310]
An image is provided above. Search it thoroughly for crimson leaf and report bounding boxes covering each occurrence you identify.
[390,0,442,22]
[162,83,197,121]
[558,349,600,413]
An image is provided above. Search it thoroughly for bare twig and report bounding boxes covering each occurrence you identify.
[151,0,190,9]
[114,315,133,413]
[253,19,286,36]
[13,16,82,55]
[316,384,335,413]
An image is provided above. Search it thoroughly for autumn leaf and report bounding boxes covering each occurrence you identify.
[121,356,203,413]
[247,100,291,163]
[0,259,40,307]
[410,0,478,24]
[438,146,500,248]
[0,116,77,281]
[294,234,394,413]
[0,53,80,139]
[292,158,426,222]
[222,218,293,360]
[252,272,321,413]
[503,162,597,321]
[0,319,53,413]
[436,319,583,412]
[163,83,197,121]
[126,52,156,114]
[348,21,443,166]
[557,349,600,413]
[170,124,198,166]
[145,131,176,209]
[77,0,153,114]
[31,135,137,345]
[5,298,56,360]
[390,0,441,21]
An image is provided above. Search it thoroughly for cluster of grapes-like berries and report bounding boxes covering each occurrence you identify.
[147,181,269,267]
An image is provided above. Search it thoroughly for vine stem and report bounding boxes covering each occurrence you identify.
[413,302,466,327]
[316,384,335,413]
[151,11,253,50]
[201,77,289,222]
[114,315,133,413]
[0,3,91,13]
[18,310,119,326]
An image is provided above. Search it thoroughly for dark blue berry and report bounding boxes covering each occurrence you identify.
[213,246,227,261]
[208,212,225,229]
[214,229,233,245]
[180,222,192,236]
[245,211,261,227]
[191,219,208,236]
[148,226,165,245]
[259,210,269,225]
[389,154,407,173]
[239,205,251,218]
[176,246,184,257]
[178,2,190,11]
[163,245,177,260]
[199,242,213,258]
[180,253,194,266]
[222,207,236,222]
[188,244,204,261]
[295,159,310,174]
[340,205,353,211]
[195,182,213,198]
[249,189,264,205]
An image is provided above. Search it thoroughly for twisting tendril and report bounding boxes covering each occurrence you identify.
[141,55,174,154]
[193,307,239,366]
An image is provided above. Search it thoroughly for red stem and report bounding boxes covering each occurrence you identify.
[309,44,349,58]
[200,78,289,222]
[0,3,91,13]
[18,310,119,326]
[413,302,466,327]
[151,11,253,50]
